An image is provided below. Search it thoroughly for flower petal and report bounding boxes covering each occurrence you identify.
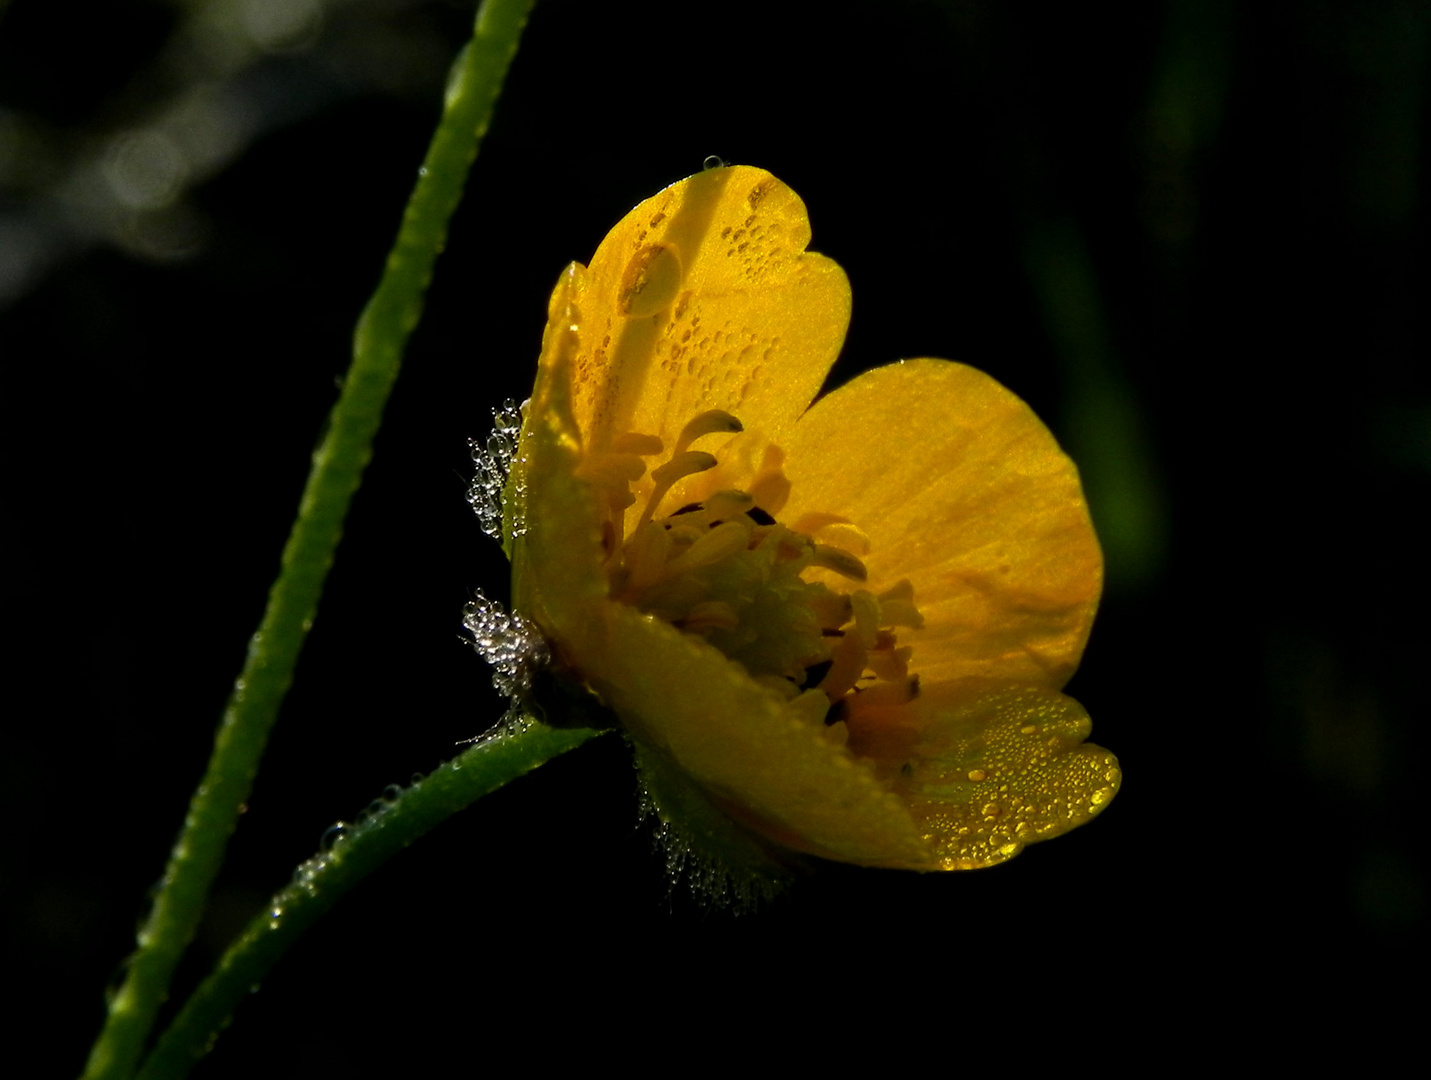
[510,264,609,646]
[568,166,850,466]
[588,601,938,869]
[780,358,1102,689]
[846,683,1121,869]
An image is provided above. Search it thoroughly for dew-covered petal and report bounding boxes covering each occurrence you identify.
[845,683,1121,869]
[780,358,1101,689]
[581,600,938,869]
[510,264,610,648]
[566,167,850,509]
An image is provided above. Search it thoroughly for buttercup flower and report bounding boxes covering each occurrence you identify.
[498,165,1119,878]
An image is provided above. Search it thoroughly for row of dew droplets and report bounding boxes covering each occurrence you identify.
[467,399,525,541]
[268,777,422,928]
[636,780,780,913]
[465,399,552,736]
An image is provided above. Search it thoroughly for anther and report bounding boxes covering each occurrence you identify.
[850,675,920,708]
[866,641,912,682]
[818,631,868,700]
[812,522,871,556]
[663,519,751,575]
[673,410,743,454]
[748,444,791,516]
[792,512,850,535]
[810,545,868,582]
[651,451,718,487]
[621,520,673,591]
[809,591,853,630]
[611,432,664,456]
[638,450,719,530]
[850,590,880,646]
[878,598,924,629]
[704,490,755,519]
[878,580,915,602]
[580,453,647,486]
[876,579,924,628]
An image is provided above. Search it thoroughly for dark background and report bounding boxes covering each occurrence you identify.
[5,0,1425,1072]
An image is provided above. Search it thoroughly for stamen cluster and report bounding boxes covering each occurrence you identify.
[578,410,925,738]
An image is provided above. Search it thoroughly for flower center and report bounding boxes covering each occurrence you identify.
[579,410,924,741]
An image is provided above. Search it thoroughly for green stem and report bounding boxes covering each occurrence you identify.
[82,3,538,1078]
[136,721,601,1080]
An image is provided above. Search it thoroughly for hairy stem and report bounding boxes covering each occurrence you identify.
[137,722,601,1080]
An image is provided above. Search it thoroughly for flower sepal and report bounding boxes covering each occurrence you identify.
[633,738,795,908]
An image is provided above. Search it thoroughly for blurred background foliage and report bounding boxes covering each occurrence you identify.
[4,0,1425,1071]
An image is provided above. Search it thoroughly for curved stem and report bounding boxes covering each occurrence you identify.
[82,3,538,1078]
[136,721,601,1080]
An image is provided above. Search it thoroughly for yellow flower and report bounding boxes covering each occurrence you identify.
[503,165,1119,876]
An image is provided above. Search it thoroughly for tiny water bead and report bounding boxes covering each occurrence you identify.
[467,399,525,542]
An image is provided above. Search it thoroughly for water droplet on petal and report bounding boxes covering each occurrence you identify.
[618,243,683,318]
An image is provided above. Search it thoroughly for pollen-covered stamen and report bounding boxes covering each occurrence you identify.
[791,511,850,535]
[610,432,665,456]
[808,591,853,632]
[748,445,792,516]
[818,630,868,701]
[618,520,674,592]
[810,521,871,557]
[849,674,921,708]
[577,450,647,538]
[809,545,867,581]
[636,450,718,531]
[663,519,752,577]
[673,409,743,454]
[865,630,913,682]
[851,589,881,647]
[876,579,925,630]
[700,489,756,523]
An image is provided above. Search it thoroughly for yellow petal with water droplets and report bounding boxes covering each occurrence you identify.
[567,166,850,481]
[780,358,1101,690]
[509,171,1117,876]
[847,683,1121,869]
[510,264,608,645]
[586,601,937,869]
